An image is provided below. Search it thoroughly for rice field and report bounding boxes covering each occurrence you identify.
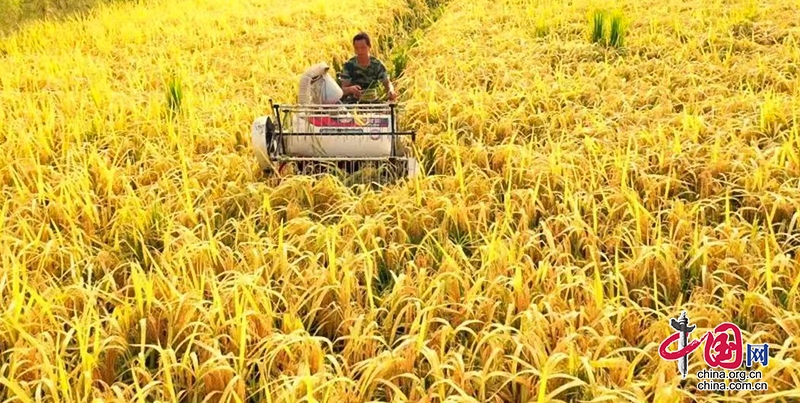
[1,0,799,402]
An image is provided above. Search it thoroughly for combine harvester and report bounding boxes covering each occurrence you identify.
[251,62,420,187]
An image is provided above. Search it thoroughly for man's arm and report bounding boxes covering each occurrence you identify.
[339,63,361,97]
[340,79,362,98]
[378,62,397,101]
[382,78,393,93]
[341,78,352,93]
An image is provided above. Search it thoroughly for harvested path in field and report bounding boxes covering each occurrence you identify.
[393,0,800,401]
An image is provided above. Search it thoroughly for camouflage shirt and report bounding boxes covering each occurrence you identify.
[339,56,389,103]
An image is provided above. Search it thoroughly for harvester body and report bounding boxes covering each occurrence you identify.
[251,62,419,186]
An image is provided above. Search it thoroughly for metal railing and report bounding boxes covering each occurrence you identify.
[262,99,418,187]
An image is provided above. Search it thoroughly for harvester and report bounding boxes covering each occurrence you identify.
[251,62,419,186]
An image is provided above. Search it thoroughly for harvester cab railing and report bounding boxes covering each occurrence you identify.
[271,102,415,151]
[252,101,419,187]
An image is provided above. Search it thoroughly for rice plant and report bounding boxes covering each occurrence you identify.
[607,10,626,48]
[591,9,606,44]
[166,72,183,119]
[589,8,626,48]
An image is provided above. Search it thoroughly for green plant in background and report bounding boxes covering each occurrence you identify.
[589,8,627,48]
[590,9,606,44]
[607,10,625,48]
[166,72,183,119]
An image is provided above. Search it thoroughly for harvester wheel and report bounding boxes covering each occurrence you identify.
[264,116,279,157]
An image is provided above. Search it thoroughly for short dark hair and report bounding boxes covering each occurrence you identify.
[353,32,371,47]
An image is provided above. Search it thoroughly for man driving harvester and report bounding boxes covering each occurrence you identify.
[339,32,398,104]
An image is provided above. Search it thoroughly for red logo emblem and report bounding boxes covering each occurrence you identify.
[659,322,743,370]
[658,311,747,379]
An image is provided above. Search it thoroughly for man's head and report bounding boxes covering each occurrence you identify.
[353,32,371,59]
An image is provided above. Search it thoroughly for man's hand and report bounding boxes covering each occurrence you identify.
[347,85,362,98]
[383,78,397,102]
